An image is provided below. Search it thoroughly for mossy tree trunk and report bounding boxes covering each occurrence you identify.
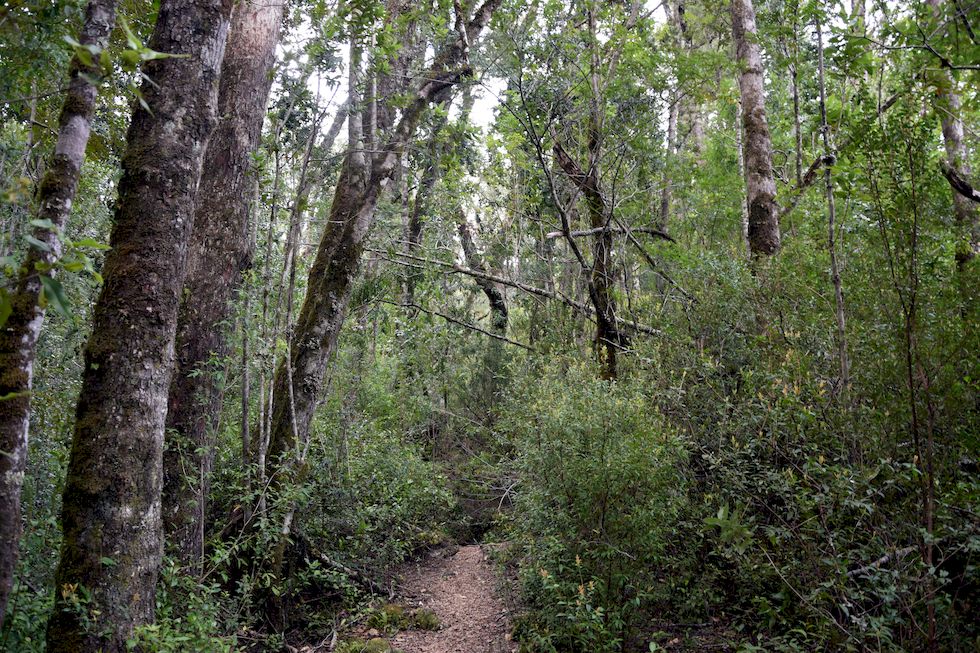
[732,0,781,258]
[162,0,284,567]
[45,0,232,649]
[0,0,117,630]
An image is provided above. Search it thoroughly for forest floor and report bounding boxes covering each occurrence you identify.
[387,544,517,653]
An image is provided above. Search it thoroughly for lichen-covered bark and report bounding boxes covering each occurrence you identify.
[163,0,284,565]
[45,0,232,648]
[0,0,117,630]
[265,0,502,469]
[926,0,978,274]
[732,0,780,257]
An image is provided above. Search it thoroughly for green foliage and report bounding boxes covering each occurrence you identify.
[364,603,440,633]
[127,561,237,653]
[497,362,685,652]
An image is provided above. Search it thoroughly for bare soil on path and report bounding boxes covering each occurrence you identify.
[390,544,517,653]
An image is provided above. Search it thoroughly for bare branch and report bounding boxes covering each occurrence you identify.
[544,226,676,242]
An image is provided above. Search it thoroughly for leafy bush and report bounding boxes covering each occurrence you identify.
[498,361,686,652]
[127,560,237,653]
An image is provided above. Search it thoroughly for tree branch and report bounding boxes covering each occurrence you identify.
[380,300,536,351]
[544,225,676,242]
[369,248,662,336]
[940,160,980,204]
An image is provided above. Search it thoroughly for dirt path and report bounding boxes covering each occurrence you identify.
[390,545,516,653]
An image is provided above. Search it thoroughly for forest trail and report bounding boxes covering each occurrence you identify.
[390,545,517,653]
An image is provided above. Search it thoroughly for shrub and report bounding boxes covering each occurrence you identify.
[499,361,686,652]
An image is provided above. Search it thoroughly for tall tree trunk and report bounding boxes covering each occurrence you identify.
[926,0,978,282]
[790,0,803,188]
[0,0,117,629]
[45,0,231,648]
[402,110,449,307]
[732,0,780,257]
[264,0,502,471]
[163,0,284,567]
[659,99,677,232]
[736,96,751,259]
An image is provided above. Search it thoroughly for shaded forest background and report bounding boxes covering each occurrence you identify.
[0,0,978,650]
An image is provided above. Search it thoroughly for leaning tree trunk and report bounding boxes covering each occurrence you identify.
[0,0,117,629]
[45,0,231,649]
[162,0,284,567]
[458,216,508,334]
[265,0,502,471]
[732,0,780,257]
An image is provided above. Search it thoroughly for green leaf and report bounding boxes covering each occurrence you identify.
[119,17,143,51]
[24,235,51,252]
[39,275,72,321]
[30,218,57,231]
[121,50,142,68]
[100,556,117,567]
[72,237,111,250]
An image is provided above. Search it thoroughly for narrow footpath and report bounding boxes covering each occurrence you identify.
[391,545,516,653]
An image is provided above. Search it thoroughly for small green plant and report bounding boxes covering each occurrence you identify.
[411,608,440,631]
[336,637,404,653]
[366,603,408,633]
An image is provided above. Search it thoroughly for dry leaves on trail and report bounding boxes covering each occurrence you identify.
[391,545,517,653]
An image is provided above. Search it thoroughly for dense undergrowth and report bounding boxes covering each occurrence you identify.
[3,1,978,651]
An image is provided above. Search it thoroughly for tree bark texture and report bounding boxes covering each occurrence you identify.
[265,0,502,469]
[0,0,117,630]
[45,0,231,649]
[926,0,978,273]
[732,0,780,257]
[162,0,284,565]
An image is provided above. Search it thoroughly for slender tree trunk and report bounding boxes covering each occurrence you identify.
[790,1,803,188]
[264,0,502,471]
[817,20,850,391]
[402,110,449,306]
[45,0,231,648]
[670,0,704,161]
[163,0,284,567]
[0,0,117,629]
[732,0,780,257]
[736,96,751,259]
